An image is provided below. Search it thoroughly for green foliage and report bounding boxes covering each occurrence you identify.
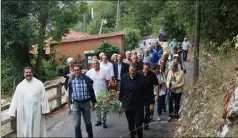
[153,0,238,52]
[96,90,123,114]
[1,59,23,97]
[119,1,165,35]
[94,41,120,61]
[42,59,58,81]
[124,28,141,51]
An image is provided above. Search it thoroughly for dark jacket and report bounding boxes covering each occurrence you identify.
[137,61,143,71]
[113,62,129,80]
[67,75,97,104]
[119,73,153,111]
[63,66,70,90]
[138,70,159,104]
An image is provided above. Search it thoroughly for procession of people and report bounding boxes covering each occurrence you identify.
[8,38,191,138]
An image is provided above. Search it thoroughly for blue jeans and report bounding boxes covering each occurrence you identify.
[165,89,170,110]
[72,101,93,138]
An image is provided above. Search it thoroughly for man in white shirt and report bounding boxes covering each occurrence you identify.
[100,54,114,77]
[86,59,110,128]
[182,37,192,61]
[139,40,147,56]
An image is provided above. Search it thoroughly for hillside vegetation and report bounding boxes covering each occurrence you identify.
[175,50,238,137]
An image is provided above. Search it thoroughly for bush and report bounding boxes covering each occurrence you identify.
[124,28,141,51]
[94,40,120,61]
[42,59,58,81]
[1,59,23,97]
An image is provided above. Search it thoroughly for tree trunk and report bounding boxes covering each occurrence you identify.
[193,0,201,84]
[34,1,49,82]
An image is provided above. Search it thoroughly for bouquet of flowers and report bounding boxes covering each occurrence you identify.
[96,90,123,115]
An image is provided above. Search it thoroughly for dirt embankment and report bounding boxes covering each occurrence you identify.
[174,51,238,137]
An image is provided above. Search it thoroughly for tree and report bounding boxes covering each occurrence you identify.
[124,28,141,51]
[94,41,120,61]
[1,1,37,95]
[86,1,117,34]
[29,1,87,81]
[193,0,201,84]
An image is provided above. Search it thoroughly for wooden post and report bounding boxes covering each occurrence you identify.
[56,82,62,107]
[11,118,17,133]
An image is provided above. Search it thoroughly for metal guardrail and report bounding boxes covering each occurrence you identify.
[1,82,65,137]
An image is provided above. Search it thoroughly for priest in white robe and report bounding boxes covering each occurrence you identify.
[8,66,50,137]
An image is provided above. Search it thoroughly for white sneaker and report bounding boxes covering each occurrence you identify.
[157,116,161,121]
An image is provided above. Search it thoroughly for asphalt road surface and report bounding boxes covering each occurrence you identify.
[46,105,172,137]
[46,41,194,138]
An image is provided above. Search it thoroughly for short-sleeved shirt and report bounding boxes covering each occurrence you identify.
[86,68,110,96]
[182,41,191,50]
[100,61,114,77]
[169,41,177,49]
[138,71,159,96]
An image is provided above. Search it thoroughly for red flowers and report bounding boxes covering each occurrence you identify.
[115,93,119,98]
[104,97,113,101]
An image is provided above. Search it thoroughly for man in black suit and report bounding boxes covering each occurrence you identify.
[113,54,129,88]
[138,62,159,130]
[119,63,154,138]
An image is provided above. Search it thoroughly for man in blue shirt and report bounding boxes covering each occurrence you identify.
[182,37,192,61]
[66,64,96,138]
[169,38,178,54]
[148,45,159,65]
[154,41,163,62]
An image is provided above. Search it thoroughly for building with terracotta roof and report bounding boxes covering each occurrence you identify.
[51,31,124,63]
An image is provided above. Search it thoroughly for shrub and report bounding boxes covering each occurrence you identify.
[94,40,120,61]
[1,59,23,97]
[124,28,141,51]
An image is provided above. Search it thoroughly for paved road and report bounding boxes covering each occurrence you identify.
[46,106,172,137]
[46,43,194,137]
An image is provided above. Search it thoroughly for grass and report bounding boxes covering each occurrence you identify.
[174,50,238,137]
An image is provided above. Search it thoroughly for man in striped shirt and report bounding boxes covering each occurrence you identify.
[66,64,96,138]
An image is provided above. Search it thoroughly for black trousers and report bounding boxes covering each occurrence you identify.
[169,92,182,117]
[144,103,150,126]
[125,108,144,138]
[183,50,188,61]
[157,94,166,115]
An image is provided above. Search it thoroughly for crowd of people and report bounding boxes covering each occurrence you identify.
[63,37,191,138]
[8,37,192,138]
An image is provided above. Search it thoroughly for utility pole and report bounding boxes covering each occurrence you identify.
[99,19,107,34]
[115,0,120,30]
[83,14,87,33]
[193,0,201,84]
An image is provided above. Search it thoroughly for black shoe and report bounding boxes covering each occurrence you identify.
[144,125,149,130]
[163,109,167,112]
[168,117,173,122]
[175,114,180,119]
[95,121,102,126]
[102,122,107,128]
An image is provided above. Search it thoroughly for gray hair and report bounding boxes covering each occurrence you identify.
[125,51,131,55]
[92,59,100,64]
[67,57,74,63]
